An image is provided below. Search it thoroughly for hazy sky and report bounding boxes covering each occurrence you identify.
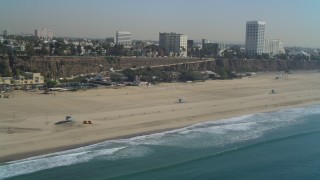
[1,0,319,48]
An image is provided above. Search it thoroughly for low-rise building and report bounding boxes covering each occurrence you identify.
[1,73,44,86]
[0,77,13,85]
[14,45,26,54]
[106,37,114,45]
[202,39,226,57]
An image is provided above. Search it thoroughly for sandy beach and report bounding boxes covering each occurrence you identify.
[1,71,320,163]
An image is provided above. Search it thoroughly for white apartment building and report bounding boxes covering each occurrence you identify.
[264,39,285,56]
[47,30,53,39]
[116,31,132,48]
[35,28,53,40]
[2,29,9,36]
[245,21,266,55]
[159,32,188,57]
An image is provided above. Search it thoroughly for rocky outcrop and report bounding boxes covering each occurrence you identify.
[1,56,320,78]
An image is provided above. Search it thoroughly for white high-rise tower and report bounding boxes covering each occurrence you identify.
[245,21,266,55]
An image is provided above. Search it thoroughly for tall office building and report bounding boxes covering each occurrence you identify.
[245,21,266,55]
[116,31,132,48]
[159,32,188,57]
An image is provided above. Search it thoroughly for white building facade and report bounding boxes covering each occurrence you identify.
[116,31,132,48]
[35,28,53,40]
[264,39,285,56]
[245,21,266,55]
[159,32,188,57]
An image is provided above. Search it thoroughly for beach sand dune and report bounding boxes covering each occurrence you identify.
[1,71,320,162]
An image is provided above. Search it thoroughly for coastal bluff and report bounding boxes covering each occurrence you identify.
[1,56,320,78]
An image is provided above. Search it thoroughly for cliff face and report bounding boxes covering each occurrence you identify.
[1,56,320,78]
[216,59,320,72]
[153,59,320,73]
[4,56,212,78]
[12,56,110,78]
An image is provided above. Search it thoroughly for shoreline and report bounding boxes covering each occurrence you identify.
[2,101,320,164]
[1,71,320,163]
[0,127,177,163]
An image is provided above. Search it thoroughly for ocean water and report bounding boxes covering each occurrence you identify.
[1,105,320,180]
